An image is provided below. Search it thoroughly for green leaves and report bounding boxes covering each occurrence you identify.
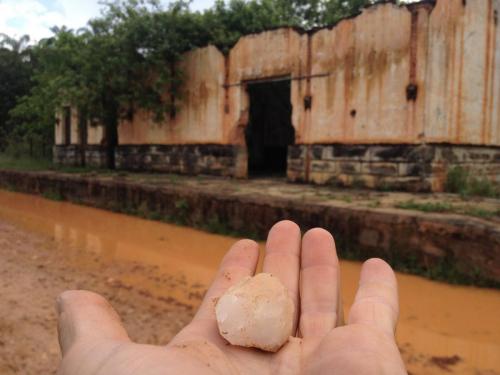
[0,34,34,150]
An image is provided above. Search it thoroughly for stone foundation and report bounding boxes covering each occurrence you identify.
[287,144,500,192]
[53,145,108,168]
[53,145,84,166]
[84,145,109,168]
[115,144,238,176]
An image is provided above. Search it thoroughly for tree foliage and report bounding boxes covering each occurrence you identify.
[3,0,374,159]
[0,34,34,150]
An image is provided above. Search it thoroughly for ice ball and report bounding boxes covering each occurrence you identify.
[215,273,294,352]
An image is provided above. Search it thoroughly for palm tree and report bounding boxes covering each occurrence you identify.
[0,33,30,53]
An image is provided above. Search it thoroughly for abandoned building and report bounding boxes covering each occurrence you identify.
[54,0,500,191]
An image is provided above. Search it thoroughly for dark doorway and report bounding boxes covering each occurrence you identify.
[245,79,294,177]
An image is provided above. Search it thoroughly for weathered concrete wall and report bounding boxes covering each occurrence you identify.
[118,46,226,145]
[112,0,500,148]
[54,107,79,145]
[54,107,107,167]
[224,28,305,145]
[54,0,500,187]
[54,111,64,145]
[301,3,430,144]
[87,122,105,146]
[55,108,105,146]
[425,0,500,145]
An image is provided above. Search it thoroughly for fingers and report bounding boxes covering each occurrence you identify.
[56,290,130,356]
[299,228,341,338]
[262,220,301,331]
[348,258,399,337]
[193,239,259,322]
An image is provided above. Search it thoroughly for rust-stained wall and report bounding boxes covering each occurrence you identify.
[55,108,105,146]
[224,28,305,144]
[107,0,500,148]
[302,3,429,144]
[55,107,79,145]
[425,0,500,145]
[87,122,105,145]
[118,46,226,145]
[54,111,64,145]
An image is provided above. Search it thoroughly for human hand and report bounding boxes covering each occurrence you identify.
[57,220,407,374]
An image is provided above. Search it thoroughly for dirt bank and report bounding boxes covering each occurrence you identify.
[0,169,499,284]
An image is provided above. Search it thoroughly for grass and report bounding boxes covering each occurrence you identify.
[168,174,180,184]
[463,207,500,219]
[41,190,64,201]
[340,194,353,203]
[396,200,453,213]
[446,166,499,198]
[340,243,500,288]
[0,153,114,175]
[0,154,53,171]
[201,216,258,240]
[367,200,381,208]
[396,199,500,219]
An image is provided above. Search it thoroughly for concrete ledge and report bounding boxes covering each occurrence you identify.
[0,169,499,284]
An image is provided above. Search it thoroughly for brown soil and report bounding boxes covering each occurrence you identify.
[1,191,499,375]
[0,220,197,375]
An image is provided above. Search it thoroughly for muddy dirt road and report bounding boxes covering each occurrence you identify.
[0,220,197,374]
[0,190,499,374]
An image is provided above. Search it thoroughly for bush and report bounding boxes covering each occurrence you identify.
[445,166,468,194]
[467,177,498,198]
[445,166,499,198]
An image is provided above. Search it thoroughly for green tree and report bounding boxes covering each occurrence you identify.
[322,0,372,25]
[0,34,33,151]
[200,0,283,51]
[272,0,372,29]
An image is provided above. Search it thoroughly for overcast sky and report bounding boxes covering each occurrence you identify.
[0,0,216,43]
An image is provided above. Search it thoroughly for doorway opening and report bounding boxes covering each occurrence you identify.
[245,78,294,177]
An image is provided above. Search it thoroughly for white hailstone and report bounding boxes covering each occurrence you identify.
[215,273,294,352]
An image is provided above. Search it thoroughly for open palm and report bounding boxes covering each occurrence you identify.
[57,221,406,374]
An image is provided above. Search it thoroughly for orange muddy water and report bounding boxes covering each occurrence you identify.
[0,190,499,374]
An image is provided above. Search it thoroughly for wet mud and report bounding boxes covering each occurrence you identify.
[0,190,499,374]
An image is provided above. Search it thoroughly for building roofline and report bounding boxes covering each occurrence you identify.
[228,0,437,43]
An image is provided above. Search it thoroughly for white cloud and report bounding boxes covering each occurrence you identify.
[0,0,216,42]
[0,0,91,42]
[190,0,215,11]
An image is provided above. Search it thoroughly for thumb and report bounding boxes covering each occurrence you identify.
[56,290,130,355]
